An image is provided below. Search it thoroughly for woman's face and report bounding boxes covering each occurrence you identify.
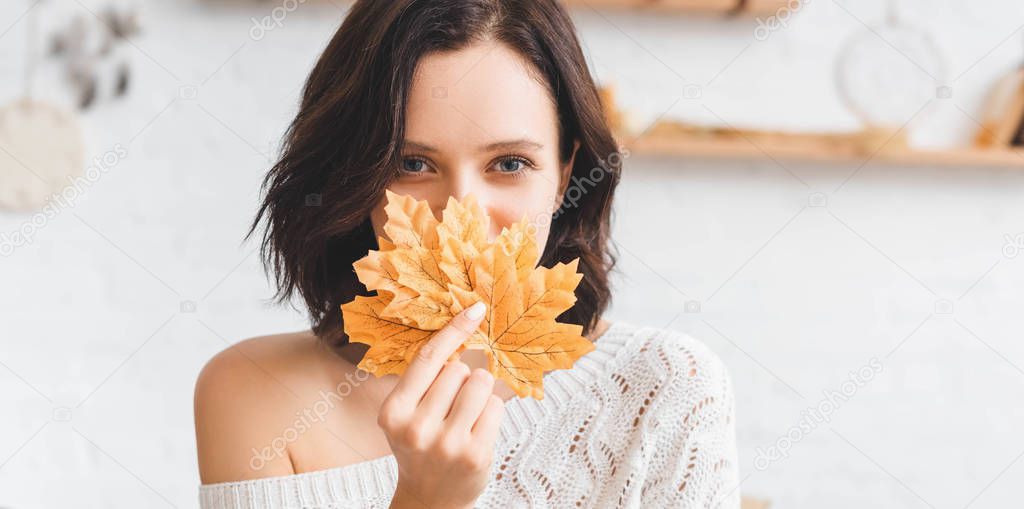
[370,40,578,256]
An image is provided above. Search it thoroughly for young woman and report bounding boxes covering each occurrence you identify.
[193,1,739,507]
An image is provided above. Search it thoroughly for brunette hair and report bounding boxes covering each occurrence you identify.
[250,0,622,349]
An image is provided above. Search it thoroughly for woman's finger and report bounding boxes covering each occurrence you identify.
[470,394,506,446]
[391,301,486,406]
[446,368,495,432]
[417,360,472,422]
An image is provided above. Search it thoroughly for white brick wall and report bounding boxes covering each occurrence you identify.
[1,0,1023,507]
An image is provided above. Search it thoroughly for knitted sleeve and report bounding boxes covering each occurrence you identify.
[636,330,741,508]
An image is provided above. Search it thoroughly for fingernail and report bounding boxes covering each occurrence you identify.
[465,301,486,320]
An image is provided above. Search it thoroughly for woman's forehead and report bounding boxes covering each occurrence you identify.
[404,42,558,153]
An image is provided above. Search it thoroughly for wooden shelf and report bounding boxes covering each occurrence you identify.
[616,124,1024,168]
[595,73,1024,169]
[562,0,791,15]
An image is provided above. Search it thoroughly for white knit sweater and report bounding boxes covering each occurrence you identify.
[199,321,741,508]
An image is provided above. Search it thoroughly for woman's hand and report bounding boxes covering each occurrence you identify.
[381,301,505,509]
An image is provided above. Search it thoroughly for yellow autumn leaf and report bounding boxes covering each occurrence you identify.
[340,190,593,399]
[341,294,462,375]
[447,248,591,399]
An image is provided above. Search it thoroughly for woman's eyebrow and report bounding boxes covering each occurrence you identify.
[402,139,544,153]
[482,139,544,152]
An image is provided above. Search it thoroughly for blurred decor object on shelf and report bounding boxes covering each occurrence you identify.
[835,0,946,135]
[561,0,795,15]
[598,85,626,135]
[49,4,140,110]
[0,99,86,212]
[974,36,1024,149]
[975,71,1024,148]
[741,497,771,509]
[0,0,86,212]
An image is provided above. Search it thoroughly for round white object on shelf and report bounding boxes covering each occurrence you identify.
[835,20,947,130]
[0,99,85,212]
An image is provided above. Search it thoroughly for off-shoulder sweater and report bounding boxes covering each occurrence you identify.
[199,321,740,508]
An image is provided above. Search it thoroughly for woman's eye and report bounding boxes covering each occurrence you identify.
[494,156,532,175]
[401,158,427,173]
[498,158,522,173]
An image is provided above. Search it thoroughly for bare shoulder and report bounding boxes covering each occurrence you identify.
[193,330,350,484]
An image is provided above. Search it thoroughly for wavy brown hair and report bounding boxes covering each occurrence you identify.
[249,0,622,349]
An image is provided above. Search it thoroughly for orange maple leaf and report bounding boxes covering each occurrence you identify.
[341,190,594,399]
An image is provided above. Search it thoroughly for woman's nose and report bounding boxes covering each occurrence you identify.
[447,170,480,207]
